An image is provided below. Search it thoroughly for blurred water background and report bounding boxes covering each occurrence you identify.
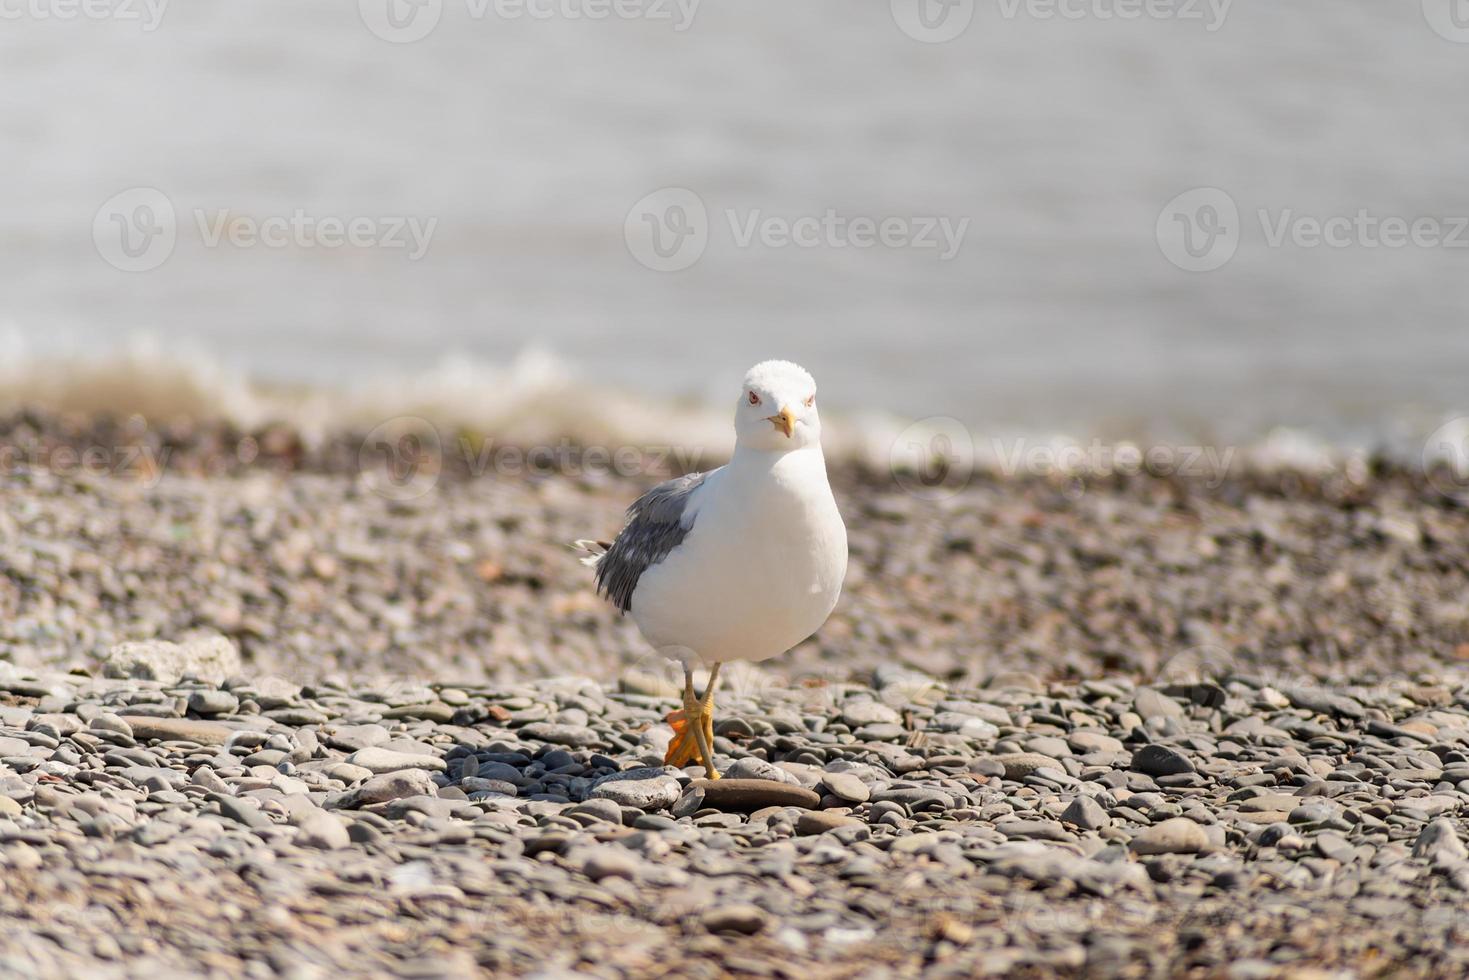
[2,0,1467,456]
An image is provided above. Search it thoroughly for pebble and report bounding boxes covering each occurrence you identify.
[1131,744,1194,776]
[1061,796,1109,830]
[1130,817,1210,855]
[589,769,681,811]
[990,753,1065,780]
[796,811,864,835]
[348,747,448,774]
[701,904,768,935]
[692,779,821,812]
[294,811,350,850]
[820,771,870,804]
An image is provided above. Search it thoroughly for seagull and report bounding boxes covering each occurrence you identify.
[576,361,847,779]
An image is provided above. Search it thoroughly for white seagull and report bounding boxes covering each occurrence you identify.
[576,361,848,779]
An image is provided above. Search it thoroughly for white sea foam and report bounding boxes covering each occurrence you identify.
[2,334,1459,481]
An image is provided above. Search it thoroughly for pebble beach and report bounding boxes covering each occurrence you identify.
[3,413,1469,978]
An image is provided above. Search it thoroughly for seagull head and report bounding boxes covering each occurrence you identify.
[734,360,821,452]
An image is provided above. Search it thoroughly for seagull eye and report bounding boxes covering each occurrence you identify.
[748,391,760,406]
[805,394,816,407]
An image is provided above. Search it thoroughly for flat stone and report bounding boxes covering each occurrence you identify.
[566,799,625,825]
[323,725,391,752]
[842,701,901,727]
[187,691,240,716]
[519,723,602,748]
[330,770,439,809]
[820,771,870,804]
[580,846,641,881]
[121,717,236,746]
[294,811,350,850]
[1133,688,1184,720]
[989,753,1066,780]
[690,778,820,812]
[796,811,864,835]
[1131,745,1195,777]
[212,794,272,830]
[1068,731,1126,754]
[1130,817,1210,855]
[589,769,681,811]
[997,819,1076,842]
[348,747,448,774]
[701,904,767,935]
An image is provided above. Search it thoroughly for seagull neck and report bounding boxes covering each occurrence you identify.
[728,443,827,480]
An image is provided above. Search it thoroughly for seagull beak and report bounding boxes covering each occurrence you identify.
[768,407,796,438]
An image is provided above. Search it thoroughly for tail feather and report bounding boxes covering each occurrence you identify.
[571,539,611,568]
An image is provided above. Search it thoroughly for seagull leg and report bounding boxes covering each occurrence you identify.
[698,662,722,777]
[664,666,706,771]
[663,664,720,779]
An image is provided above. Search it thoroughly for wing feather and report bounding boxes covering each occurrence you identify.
[588,471,709,613]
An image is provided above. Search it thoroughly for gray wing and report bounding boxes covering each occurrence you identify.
[592,471,709,613]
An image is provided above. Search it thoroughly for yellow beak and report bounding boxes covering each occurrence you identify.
[768,407,796,438]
